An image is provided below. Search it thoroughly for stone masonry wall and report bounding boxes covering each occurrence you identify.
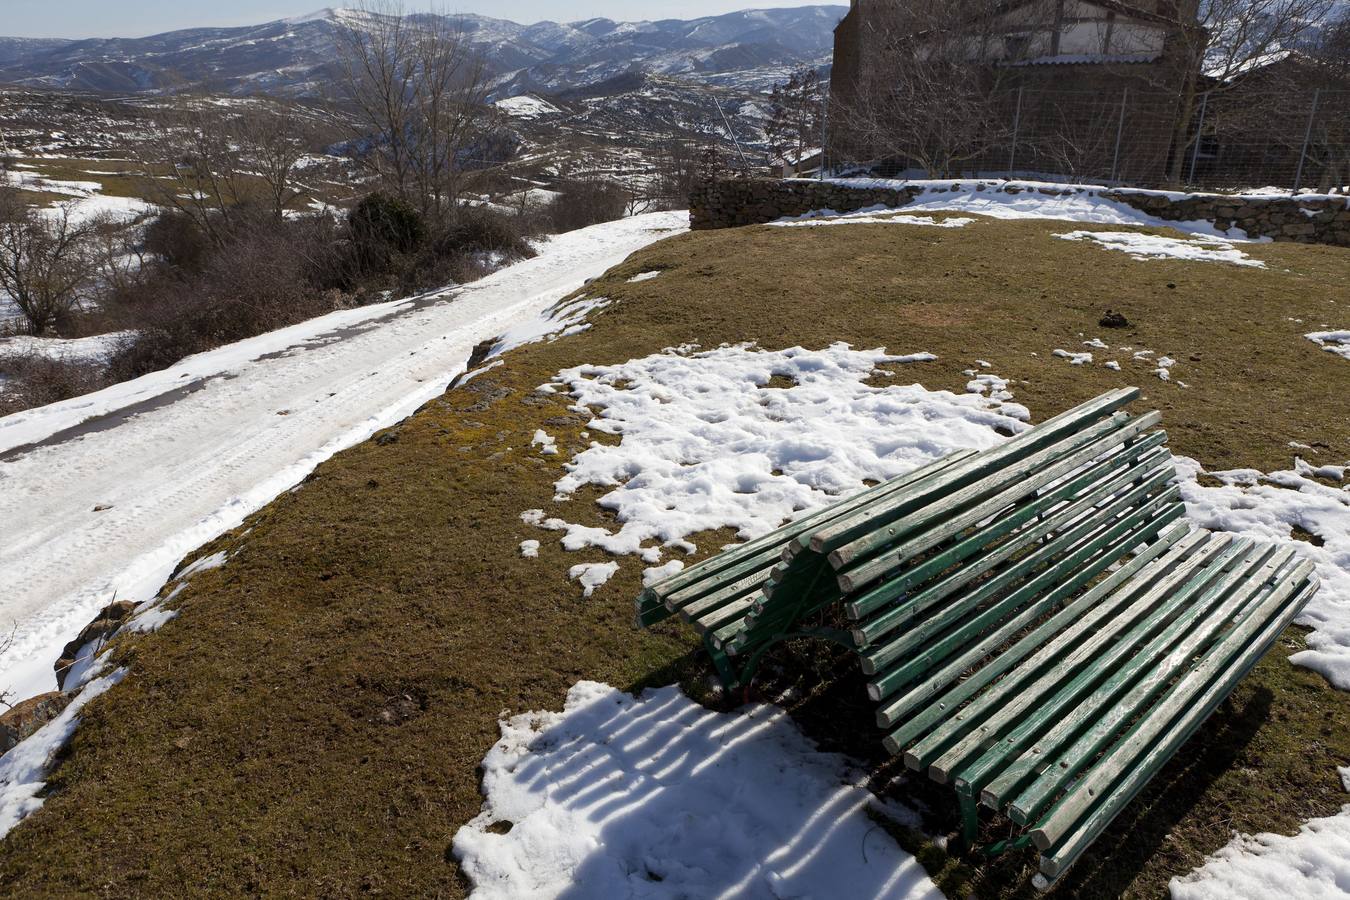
[689,179,1350,247]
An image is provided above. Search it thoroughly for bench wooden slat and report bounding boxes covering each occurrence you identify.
[1031,567,1316,882]
[907,531,1239,774]
[853,458,1175,658]
[844,434,1170,622]
[631,388,1319,887]
[831,412,1163,591]
[866,484,1182,700]
[997,548,1300,822]
[958,543,1288,804]
[877,524,1197,742]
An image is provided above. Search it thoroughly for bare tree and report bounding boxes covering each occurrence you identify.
[1156,0,1336,184]
[334,2,491,222]
[0,189,101,335]
[141,104,310,242]
[766,69,824,174]
[834,1,1014,177]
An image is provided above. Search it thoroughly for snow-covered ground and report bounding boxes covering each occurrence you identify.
[1055,230,1266,267]
[494,95,563,119]
[772,210,976,229]
[1306,331,1350,361]
[0,211,687,704]
[0,331,135,363]
[2,168,151,225]
[812,178,1277,239]
[1171,772,1350,899]
[453,681,942,900]
[518,343,1027,592]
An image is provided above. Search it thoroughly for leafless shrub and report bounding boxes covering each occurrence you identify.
[0,352,108,415]
[0,188,102,336]
[545,179,626,233]
[139,104,312,242]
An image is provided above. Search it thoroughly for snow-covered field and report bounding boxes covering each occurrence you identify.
[453,681,942,900]
[0,211,687,704]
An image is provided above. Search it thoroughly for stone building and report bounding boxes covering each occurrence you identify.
[828,1,1200,182]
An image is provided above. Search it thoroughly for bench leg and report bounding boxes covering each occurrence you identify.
[959,791,980,849]
[705,636,742,692]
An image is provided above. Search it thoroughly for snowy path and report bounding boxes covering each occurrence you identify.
[0,211,687,702]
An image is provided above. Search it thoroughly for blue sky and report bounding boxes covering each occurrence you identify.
[4,1,835,39]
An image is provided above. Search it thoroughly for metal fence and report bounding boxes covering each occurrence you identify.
[826,86,1350,194]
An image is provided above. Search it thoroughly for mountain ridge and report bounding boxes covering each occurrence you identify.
[0,6,846,98]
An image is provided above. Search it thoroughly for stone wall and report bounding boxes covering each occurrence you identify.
[689,179,1350,247]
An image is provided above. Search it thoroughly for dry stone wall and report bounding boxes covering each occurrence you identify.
[689,179,1350,247]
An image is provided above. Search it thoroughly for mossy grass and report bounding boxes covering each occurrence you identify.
[2,216,1347,896]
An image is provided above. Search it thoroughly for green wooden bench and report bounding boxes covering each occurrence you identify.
[636,387,1318,888]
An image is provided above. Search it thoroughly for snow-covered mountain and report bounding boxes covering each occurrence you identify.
[0,6,846,97]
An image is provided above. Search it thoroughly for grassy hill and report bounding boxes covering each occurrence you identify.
[3,214,1348,897]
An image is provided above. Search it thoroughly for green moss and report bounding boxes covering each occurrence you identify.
[2,217,1347,897]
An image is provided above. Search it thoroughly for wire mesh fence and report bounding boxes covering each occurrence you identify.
[825,86,1349,194]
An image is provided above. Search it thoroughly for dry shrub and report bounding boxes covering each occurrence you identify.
[0,353,108,415]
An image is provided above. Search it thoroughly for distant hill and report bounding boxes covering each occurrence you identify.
[0,6,846,97]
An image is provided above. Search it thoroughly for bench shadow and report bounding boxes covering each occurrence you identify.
[474,672,943,900]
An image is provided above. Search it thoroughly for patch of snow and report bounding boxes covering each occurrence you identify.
[1056,231,1266,268]
[642,559,685,587]
[569,561,620,597]
[1084,338,1109,349]
[1175,457,1350,689]
[519,343,1027,567]
[1171,807,1350,899]
[494,95,562,119]
[0,669,127,839]
[772,207,975,229]
[0,331,135,364]
[1054,349,1094,365]
[519,540,540,559]
[1306,331,1350,361]
[627,270,662,283]
[818,178,1256,238]
[531,429,559,455]
[452,681,942,900]
[0,211,688,705]
[1105,361,1122,371]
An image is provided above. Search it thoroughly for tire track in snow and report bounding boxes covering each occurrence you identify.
[0,212,687,701]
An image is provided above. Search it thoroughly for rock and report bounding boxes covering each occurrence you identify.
[1100,310,1129,329]
[1,691,73,754]
[54,600,136,691]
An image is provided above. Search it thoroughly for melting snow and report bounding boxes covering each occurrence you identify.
[1171,804,1350,899]
[452,681,942,900]
[1055,231,1266,267]
[772,208,976,229]
[519,540,540,559]
[569,561,620,598]
[520,343,1028,568]
[0,669,127,839]
[1176,457,1350,690]
[1306,331,1350,361]
[627,270,663,283]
